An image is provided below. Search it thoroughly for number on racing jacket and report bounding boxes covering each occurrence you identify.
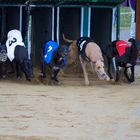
[43,41,58,64]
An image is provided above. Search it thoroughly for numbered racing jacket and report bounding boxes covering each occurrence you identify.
[76,37,94,61]
[43,41,58,64]
[6,30,25,62]
[43,41,66,68]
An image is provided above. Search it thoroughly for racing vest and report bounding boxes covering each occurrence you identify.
[43,41,58,64]
[77,37,94,61]
[116,40,130,56]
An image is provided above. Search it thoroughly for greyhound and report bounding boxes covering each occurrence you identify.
[6,29,34,81]
[63,34,110,85]
[41,40,69,83]
[106,38,139,83]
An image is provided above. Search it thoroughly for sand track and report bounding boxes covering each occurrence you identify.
[0,66,140,140]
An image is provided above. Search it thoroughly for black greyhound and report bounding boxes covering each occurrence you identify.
[41,40,69,82]
[14,45,34,81]
[5,29,34,81]
[0,43,34,81]
[106,38,138,83]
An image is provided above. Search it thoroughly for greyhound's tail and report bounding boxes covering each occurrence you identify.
[62,33,74,43]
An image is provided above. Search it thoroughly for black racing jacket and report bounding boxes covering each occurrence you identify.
[76,37,94,61]
[114,40,137,66]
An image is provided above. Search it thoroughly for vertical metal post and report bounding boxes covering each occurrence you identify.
[25,0,31,59]
[80,7,84,37]
[88,7,91,37]
[116,5,120,40]
[111,7,116,41]
[28,16,32,59]
[56,7,60,44]
[19,6,22,32]
[81,6,90,37]
[52,7,55,40]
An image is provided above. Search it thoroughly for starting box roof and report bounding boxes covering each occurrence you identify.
[0,0,125,6]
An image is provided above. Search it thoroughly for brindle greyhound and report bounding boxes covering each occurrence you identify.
[62,34,110,86]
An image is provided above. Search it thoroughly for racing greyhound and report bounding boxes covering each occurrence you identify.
[63,34,110,85]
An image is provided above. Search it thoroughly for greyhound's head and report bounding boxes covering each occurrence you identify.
[128,38,140,52]
[94,60,110,81]
[128,38,136,46]
[128,38,140,63]
[58,45,69,58]
[62,34,78,65]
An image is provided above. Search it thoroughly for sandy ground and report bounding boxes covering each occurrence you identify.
[0,65,140,140]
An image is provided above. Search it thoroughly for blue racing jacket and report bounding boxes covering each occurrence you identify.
[43,41,67,68]
[43,41,58,64]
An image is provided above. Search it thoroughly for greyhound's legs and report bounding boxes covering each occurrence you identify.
[79,56,89,86]
[90,62,95,73]
[51,68,60,82]
[115,63,120,82]
[124,66,135,83]
[107,57,113,80]
[41,61,46,78]
[16,61,23,79]
[20,59,33,81]
[130,66,135,82]
[124,67,130,82]
[3,61,7,77]
[20,62,29,80]
[0,62,7,78]
[8,61,15,74]
[0,63,3,77]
